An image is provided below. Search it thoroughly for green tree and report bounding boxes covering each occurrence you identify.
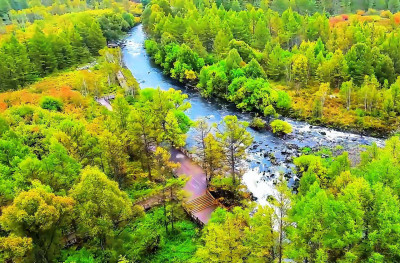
[99,130,129,186]
[244,58,266,79]
[271,174,292,263]
[345,43,373,85]
[291,54,308,91]
[195,208,248,262]
[245,205,276,262]
[214,29,232,57]
[28,28,57,76]
[51,33,74,70]
[0,35,35,90]
[216,115,253,186]
[252,19,269,50]
[388,0,400,12]
[316,49,348,89]
[226,48,243,71]
[0,189,74,262]
[267,44,287,80]
[340,80,353,110]
[70,167,140,247]
[67,27,91,64]
[112,95,131,130]
[129,105,157,180]
[40,96,63,111]
[38,141,81,193]
[86,21,107,55]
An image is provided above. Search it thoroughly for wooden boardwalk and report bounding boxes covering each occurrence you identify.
[130,148,217,225]
[96,92,217,225]
[95,97,113,111]
[170,148,217,225]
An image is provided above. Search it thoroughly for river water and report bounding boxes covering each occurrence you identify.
[122,24,384,204]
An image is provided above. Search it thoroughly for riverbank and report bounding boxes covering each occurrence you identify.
[122,24,385,204]
[184,79,391,138]
[140,22,398,138]
[280,83,395,138]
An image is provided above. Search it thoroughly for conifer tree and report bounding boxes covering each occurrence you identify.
[28,28,57,76]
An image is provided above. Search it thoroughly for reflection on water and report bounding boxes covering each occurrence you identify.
[122,24,385,204]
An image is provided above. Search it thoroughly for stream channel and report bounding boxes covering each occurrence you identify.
[122,24,384,204]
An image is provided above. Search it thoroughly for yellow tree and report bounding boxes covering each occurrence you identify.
[0,189,75,262]
[245,205,276,262]
[0,235,33,263]
[153,146,181,229]
[99,130,129,186]
[216,115,253,186]
[70,167,141,248]
[204,133,225,182]
[291,54,309,93]
[195,209,248,262]
[312,83,329,118]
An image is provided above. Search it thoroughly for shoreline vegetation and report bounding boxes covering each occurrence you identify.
[148,53,390,138]
[142,2,400,137]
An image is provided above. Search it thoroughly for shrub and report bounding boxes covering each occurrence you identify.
[366,8,378,16]
[355,108,366,117]
[356,10,365,16]
[380,10,392,18]
[264,105,277,117]
[302,147,312,154]
[250,117,266,130]
[40,96,63,111]
[270,119,292,135]
[276,91,291,109]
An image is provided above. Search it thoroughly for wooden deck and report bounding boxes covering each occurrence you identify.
[170,148,217,225]
[97,87,217,224]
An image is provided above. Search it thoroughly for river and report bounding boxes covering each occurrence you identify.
[122,24,384,204]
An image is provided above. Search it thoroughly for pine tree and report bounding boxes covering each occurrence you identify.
[0,0,10,16]
[0,35,35,90]
[51,34,74,70]
[28,28,57,76]
[291,54,309,91]
[214,29,231,58]
[252,19,270,50]
[68,27,91,63]
[86,21,106,55]
[267,44,286,80]
[216,115,253,186]
[271,174,292,263]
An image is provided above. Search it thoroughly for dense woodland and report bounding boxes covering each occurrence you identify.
[1,0,400,262]
[142,0,400,135]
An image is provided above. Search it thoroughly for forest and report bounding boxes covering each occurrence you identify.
[142,0,400,135]
[1,0,400,262]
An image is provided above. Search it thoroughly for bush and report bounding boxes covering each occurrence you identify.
[276,91,291,109]
[250,117,266,130]
[355,108,366,117]
[270,119,292,135]
[380,10,392,18]
[264,105,277,117]
[40,96,63,111]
